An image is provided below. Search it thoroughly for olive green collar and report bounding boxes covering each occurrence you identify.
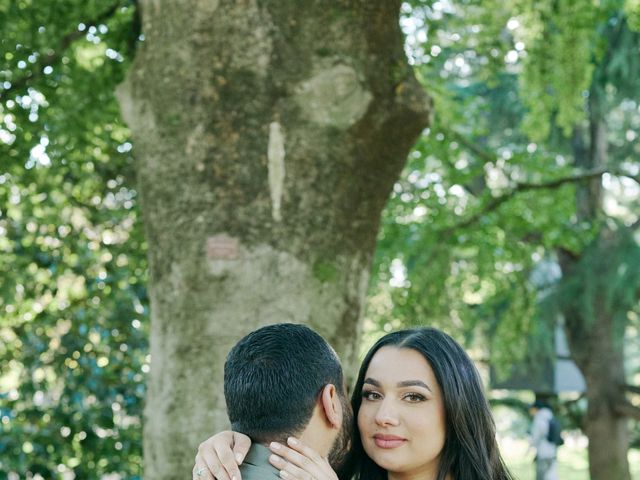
[242,443,281,479]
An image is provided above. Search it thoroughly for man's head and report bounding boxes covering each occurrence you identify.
[224,323,352,464]
[529,399,550,415]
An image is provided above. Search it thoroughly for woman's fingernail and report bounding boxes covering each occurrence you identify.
[280,471,290,479]
[270,454,282,464]
[287,437,298,446]
[270,442,281,450]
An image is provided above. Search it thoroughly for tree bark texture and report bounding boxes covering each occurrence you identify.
[559,243,631,480]
[559,93,631,480]
[117,1,431,478]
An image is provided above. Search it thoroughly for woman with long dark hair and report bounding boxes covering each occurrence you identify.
[341,328,513,480]
[196,327,514,480]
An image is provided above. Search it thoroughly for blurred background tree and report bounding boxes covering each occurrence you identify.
[1,0,639,479]
[368,1,640,479]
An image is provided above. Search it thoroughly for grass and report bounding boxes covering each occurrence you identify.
[499,436,640,480]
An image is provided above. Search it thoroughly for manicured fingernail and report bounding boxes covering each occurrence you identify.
[235,453,244,463]
[280,471,290,479]
[270,441,282,450]
[232,476,237,480]
[270,454,282,464]
[287,437,298,446]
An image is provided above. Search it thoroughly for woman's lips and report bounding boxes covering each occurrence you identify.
[373,434,407,449]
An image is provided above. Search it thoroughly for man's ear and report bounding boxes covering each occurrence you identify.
[320,383,342,429]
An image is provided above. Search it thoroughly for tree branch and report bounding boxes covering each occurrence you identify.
[0,1,124,101]
[625,384,640,395]
[446,128,496,166]
[444,126,640,190]
[614,400,640,420]
[440,168,612,234]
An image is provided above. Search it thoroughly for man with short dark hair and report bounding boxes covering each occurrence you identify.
[193,324,352,480]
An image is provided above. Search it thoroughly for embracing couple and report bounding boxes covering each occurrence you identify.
[193,323,514,480]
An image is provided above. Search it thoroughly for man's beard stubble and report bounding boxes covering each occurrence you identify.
[328,394,354,473]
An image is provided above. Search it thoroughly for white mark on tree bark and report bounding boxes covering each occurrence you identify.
[294,63,372,128]
[268,122,286,222]
[115,78,158,168]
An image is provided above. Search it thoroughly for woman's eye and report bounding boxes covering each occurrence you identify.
[403,393,426,403]
[362,390,382,401]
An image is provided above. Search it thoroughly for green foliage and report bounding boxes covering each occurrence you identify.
[519,0,598,139]
[626,0,640,30]
[552,228,640,334]
[0,1,146,478]
[368,0,640,382]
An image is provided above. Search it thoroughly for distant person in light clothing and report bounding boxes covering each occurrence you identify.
[529,399,558,480]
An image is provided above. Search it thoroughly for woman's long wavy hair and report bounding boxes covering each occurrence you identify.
[340,328,514,480]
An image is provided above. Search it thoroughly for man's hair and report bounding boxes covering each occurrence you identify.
[531,399,551,410]
[224,323,344,442]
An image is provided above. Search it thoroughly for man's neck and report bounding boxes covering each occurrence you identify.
[295,428,331,458]
[253,432,328,457]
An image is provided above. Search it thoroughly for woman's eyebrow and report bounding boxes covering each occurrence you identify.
[397,380,432,392]
[363,378,432,393]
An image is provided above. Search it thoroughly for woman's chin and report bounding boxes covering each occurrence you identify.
[367,451,406,472]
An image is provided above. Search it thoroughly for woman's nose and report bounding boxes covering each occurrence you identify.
[374,399,400,427]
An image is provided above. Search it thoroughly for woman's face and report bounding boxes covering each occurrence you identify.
[357,346,447,479]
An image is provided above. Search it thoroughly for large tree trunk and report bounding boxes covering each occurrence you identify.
[559,244,631,480]
[558,93,631,480]
[117,1,430,478]
[579,343,630,480]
